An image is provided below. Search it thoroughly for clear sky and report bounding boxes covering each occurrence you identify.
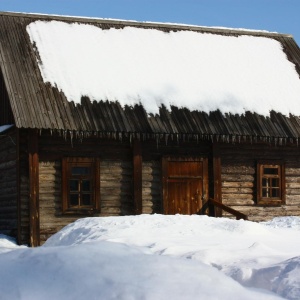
[0,0,300,45]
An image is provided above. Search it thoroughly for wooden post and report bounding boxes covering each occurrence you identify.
[133,139,142,214]
[213,142,222,217]
[28,129,40,247]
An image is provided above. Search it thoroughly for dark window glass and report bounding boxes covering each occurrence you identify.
[271,178,279,187]
[82,180,91,192]
[271,189,279,197]
[70,194,79,206]
[70,180,79,191]
[262,188,269,197]
[82,194,92,206]
[263,168,278,175]
[262,178,268,187]
[71,167,90,175]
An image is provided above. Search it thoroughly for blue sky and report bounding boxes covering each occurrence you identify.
[0,0,300,45]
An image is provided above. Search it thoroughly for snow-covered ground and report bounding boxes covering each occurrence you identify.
[0,215,300,300]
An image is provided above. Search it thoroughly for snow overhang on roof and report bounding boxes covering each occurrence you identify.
[26,20,300,117]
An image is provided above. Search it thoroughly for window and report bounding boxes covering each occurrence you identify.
[62,158,100,214]
[257,161,285,206]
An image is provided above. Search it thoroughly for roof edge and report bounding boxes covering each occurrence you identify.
[0,10,294,39]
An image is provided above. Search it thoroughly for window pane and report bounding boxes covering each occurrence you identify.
[262,178,269,187]
[271,178,279,188]
[70,180,79,191]
[271,189,280,198]
[82,180,91,191]
[71,167,90,175]
[70,194,79,206]
[82,194,92,206]
[262,188,269,197]
[263,167,278,175]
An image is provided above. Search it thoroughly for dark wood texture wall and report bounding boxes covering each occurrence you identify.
[0,129,17,237]
[35,133,134,244]
[19,131,30,245]
[220,142,300,221]
[18,128,300,244]
[35,133,212,244]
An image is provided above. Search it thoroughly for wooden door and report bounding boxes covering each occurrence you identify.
[163,158,208,215]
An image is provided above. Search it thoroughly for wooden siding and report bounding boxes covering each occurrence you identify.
[0,129,17,237]
[100,160,134,216]
[35,132,134,244]
[35,133,213,243]
[38,159,134,244]
[142,161,162,214]
[220,142,300,221]
[18,131,30,245]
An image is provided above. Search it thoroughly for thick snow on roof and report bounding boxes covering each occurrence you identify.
[27,20,300,116]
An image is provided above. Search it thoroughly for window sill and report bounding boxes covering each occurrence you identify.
[257,199,283,207]
[62,208,100,215]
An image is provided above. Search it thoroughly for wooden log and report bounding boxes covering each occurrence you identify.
[28,129,40,247]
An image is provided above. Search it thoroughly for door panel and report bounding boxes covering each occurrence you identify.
[163,158,208,215]
[168,181,189,214]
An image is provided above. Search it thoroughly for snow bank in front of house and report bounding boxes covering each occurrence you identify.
[4,215,300,300]
[43,215,300,299]
[26,21,300,116]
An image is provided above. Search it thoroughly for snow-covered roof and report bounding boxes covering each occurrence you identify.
[27,20,300,116]
[1,11,300,140]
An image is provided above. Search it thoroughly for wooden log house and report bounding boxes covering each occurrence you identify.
[1,11,300,246]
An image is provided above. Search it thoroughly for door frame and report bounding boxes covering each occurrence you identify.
[162,156,209,214]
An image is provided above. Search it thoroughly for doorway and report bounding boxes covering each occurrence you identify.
[162,157,208,214]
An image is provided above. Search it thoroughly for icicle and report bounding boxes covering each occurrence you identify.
[165,134,168,145]
[232,135,236,144]
[63,130,67,140]
[69,131,74,148]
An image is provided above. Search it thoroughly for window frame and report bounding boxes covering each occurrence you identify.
[62,157,100,214]
[257,160,285,206]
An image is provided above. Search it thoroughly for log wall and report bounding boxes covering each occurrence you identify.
[0,130,17,238]
[142,161,162,214]
[36,133,134,244]
[36,134,212,244]
[19,131,30,245]
[220,142,300,221]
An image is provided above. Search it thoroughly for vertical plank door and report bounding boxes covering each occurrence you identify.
[163,159,208,215]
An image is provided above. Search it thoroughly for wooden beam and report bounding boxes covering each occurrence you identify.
[133,140,142,214]
[28,129,40,247]
[212,142,222,217]
[209,198,248,220]
[16,129,21,245]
